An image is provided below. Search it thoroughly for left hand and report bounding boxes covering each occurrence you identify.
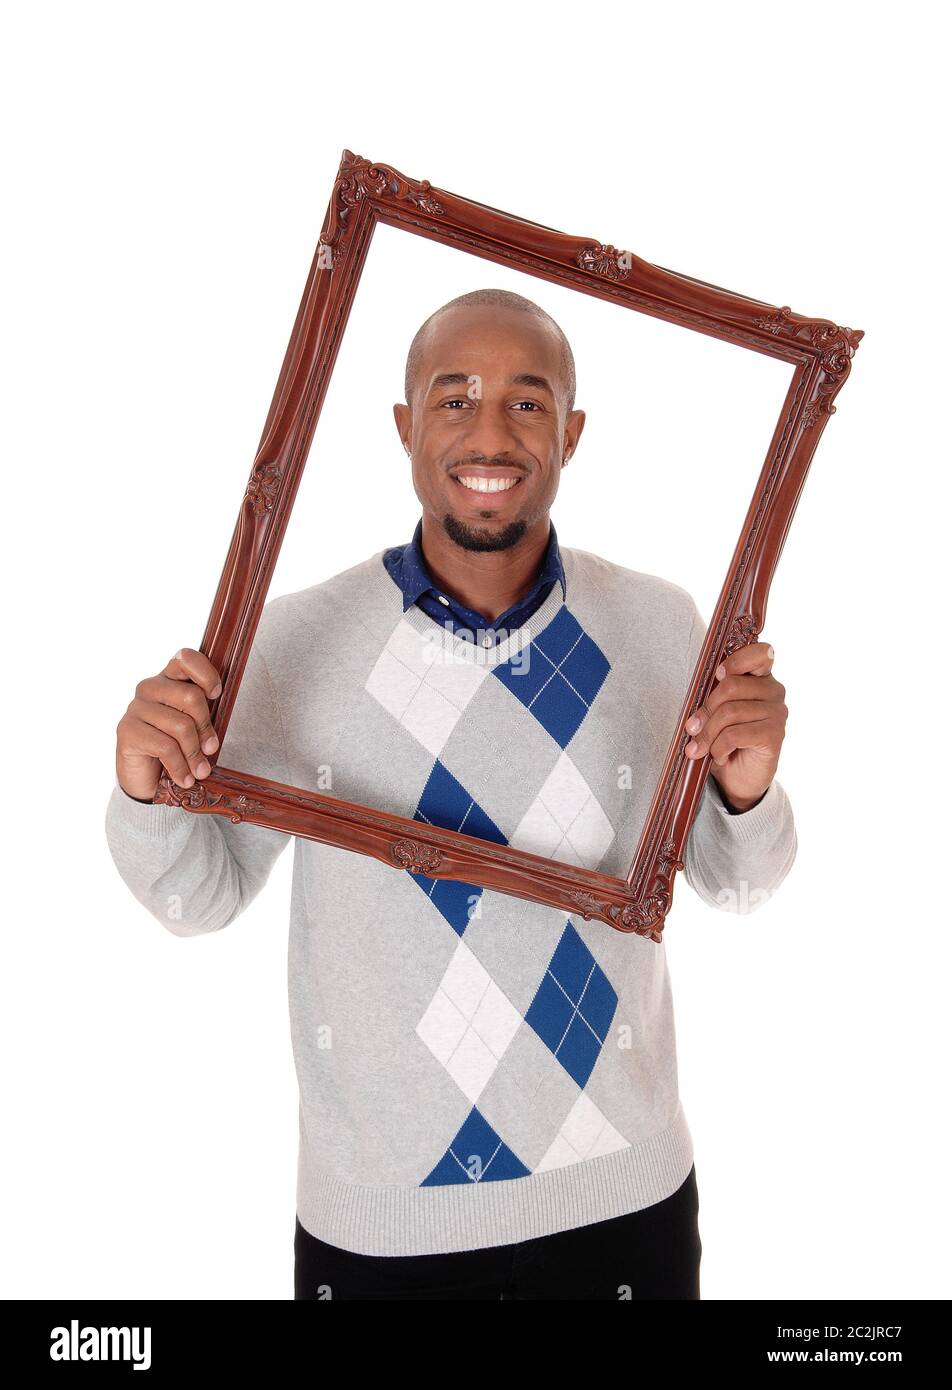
[683,641,787,812]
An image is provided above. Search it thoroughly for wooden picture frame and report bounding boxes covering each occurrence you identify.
[153,147,863,942]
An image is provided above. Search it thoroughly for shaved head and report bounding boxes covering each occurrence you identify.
[404,288,576,414]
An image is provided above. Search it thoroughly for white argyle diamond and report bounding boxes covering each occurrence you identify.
[535,1092,631,1171]
[509,750,615,867]
[365,616,489,758]
[416,941,522,1103]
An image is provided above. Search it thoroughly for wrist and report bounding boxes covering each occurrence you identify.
[118,782,158,805]
[713,778,768,815]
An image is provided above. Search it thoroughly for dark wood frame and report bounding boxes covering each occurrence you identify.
[153,147,863,942]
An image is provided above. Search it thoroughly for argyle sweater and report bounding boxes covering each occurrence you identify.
[103,543,798,1256]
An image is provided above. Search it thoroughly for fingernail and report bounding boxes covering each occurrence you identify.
[211,683,222,698]
[715,664,726,680]
[202,736,219,754]
[767,646,774,660]
[196,760,211,778]
[686,740,699,756]
[686,716,701,734]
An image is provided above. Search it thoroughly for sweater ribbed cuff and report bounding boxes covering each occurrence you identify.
[108,775,194,842]
[705,775,783,845]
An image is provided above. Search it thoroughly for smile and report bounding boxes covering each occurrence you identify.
[453,475,522,494]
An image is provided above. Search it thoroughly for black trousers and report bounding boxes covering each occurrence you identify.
[294,1164,701,1300]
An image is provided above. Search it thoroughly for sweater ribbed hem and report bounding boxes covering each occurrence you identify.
[296,1102,694,1256]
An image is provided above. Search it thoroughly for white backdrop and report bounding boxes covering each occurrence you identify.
[1,0,946,1301]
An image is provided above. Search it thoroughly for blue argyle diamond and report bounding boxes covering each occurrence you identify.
[422,1107,531,1185]
[525,922,618,1088]
[410,759,506,936]
[493,606,610,748]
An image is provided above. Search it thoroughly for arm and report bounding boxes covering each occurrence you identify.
[679,604,798,914]
[104,639,293,937]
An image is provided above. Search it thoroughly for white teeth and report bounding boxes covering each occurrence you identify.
[455,475,520,493]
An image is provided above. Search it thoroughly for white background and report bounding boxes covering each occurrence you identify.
[1,0,947,1300]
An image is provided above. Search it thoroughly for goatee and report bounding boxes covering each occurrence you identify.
[441,514,528,554]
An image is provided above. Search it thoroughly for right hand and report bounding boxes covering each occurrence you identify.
[116,648,223,801]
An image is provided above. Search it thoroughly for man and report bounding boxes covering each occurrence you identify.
[106,288,796,1300]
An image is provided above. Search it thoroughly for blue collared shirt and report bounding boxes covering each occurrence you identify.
[382,517,566,648]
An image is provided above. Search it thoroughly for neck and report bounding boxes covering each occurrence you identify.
[419,513,552,623]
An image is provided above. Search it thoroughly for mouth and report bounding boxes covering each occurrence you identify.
[450,470,525,501]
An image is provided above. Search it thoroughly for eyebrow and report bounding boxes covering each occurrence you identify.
[428,371,555,395]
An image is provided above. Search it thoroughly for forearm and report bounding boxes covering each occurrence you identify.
[104,777,289,936]
[682,772,798,914]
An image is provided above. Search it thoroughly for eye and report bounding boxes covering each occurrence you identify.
[513,400,543,411]
[440,398,471,409]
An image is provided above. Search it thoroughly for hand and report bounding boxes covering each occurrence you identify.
[115,648,223,801]
[683,641,787,812]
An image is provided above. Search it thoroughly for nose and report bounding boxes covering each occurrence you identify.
[456,400,525,460]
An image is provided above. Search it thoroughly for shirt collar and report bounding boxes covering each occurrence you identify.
[392,516,566,613]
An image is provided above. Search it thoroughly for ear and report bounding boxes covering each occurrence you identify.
[392,401,412,454]
[563,408,585,461]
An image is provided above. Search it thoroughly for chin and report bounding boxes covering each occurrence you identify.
[442,512,528,552]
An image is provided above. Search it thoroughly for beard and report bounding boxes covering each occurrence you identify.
[441,512,528,554]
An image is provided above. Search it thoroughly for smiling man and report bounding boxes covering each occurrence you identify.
[105,287,797,1301]
[390,290,584,641]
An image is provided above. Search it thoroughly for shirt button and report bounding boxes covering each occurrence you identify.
[482,633,493,647]
[437,594,449,606]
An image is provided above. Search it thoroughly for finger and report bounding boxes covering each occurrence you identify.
[707,716,781,767]
[685,701,780,758]
[715,640,775,682]
[163,647,223,700]
[135,673,219,755]
[122,713,203,790]
[684,674,785,744]
[128,696,214,781]
[691,671,785,722]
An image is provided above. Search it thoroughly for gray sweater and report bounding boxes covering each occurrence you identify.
[104,543,797,1255]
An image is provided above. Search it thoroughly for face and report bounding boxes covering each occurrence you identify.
[392,305,585,552]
